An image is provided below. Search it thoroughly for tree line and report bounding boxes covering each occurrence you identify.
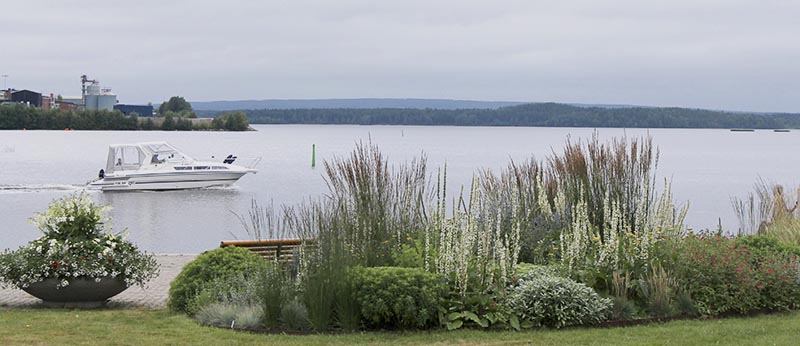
[237,103,800,129]
[0,105,249,131]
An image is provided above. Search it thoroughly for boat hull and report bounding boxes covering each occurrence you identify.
[88,171,250,191]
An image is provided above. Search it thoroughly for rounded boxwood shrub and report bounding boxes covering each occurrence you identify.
[351,266,447,330]
[509,271,611,328]
[168,246,264,314]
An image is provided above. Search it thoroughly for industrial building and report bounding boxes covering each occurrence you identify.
[10,89,42,107]
[2,75,151,114]
[114,104,154,116]
[81,75,117,111]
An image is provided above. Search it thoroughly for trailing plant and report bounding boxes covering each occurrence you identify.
[0,193,159,290]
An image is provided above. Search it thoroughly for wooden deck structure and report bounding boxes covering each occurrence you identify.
[219,238,311,263]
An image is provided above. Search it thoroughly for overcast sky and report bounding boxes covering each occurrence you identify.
[3,1,799,112]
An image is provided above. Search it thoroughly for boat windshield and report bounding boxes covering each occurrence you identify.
[142,143,192,164]
[105,142,194,173]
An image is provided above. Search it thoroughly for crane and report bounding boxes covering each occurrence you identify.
[81,74,98,104]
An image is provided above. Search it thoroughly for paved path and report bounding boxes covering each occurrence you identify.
[0,254,196,309]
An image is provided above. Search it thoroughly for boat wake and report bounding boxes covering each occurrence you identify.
[0,184,88,194]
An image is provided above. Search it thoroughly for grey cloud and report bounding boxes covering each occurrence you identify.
[2,0,798,112]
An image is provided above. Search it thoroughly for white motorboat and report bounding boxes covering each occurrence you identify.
[87,142,259,191]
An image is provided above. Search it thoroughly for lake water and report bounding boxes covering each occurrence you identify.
[1,125,798,253]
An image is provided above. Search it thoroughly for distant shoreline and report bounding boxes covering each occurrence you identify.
[195,103,800,130]
[0,105,250,131]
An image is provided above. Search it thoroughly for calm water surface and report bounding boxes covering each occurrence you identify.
[1,125,797,253]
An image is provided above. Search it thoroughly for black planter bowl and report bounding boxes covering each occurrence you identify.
[22,277,128,308]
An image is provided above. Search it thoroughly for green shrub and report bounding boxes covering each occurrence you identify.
[168,246,264,314]
[508,271,612,328]
[195,303,263,330]
[658,235,800,315]
[351,266,447,330]
[735,235,800,259]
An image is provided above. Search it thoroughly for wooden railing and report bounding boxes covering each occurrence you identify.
[219,238,312,263]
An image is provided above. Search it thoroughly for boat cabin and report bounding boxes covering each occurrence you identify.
[104,142,193,173]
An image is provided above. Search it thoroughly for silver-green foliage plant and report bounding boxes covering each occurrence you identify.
[187,273,262,318]
[195,303,264,330]
[508,270,612,328]
[0,193,159,289]
[280,297,311,331]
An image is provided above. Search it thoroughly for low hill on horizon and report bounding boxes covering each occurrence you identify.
[191,98,525,111]
[228,102,800,129]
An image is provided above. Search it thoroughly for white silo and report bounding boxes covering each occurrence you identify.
[87,83,101,96]
[84,83,116,111]
[97,93,117,111]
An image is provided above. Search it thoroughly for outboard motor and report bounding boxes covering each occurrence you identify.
[98,169,105,179]
[223,154,237,164]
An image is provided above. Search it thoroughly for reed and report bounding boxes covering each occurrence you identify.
[731,179,776,236]
[732,179,800,244]
[640,265,678,318]
[232,199,294,241]
[322,140,430,266]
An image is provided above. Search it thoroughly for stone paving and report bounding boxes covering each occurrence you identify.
[0,254,196,309]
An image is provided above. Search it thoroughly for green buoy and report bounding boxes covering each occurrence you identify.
[312,144,316,168]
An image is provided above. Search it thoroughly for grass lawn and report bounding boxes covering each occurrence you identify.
[1,308,799,346]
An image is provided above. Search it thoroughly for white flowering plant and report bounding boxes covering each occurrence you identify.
[0,193,159,289]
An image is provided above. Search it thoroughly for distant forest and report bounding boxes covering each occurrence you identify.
[228,103,800,129]
[0,105,249,131]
